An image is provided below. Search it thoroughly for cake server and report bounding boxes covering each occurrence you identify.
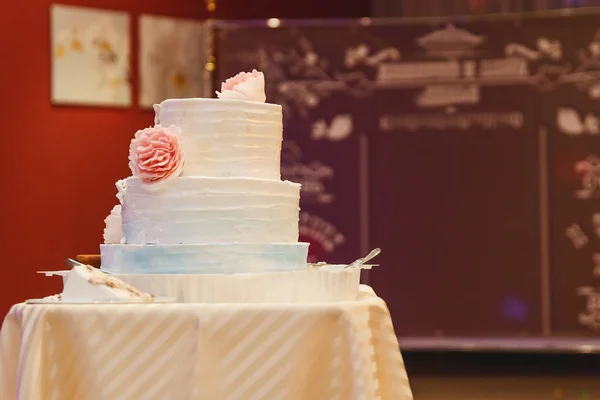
[37,258,113,276]
[65,258,114,274]
[345,248,381,269]
[307,248,382,270]
[64,258,84,268]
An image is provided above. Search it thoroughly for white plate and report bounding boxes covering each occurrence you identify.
[26,296,175,304]
[37,270,71,277]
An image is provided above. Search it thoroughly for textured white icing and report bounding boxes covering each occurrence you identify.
[156,98,283,179]
[121,176,301,245]
[101,93,309,275]
[100,243,309,274]
[115,179,127,204]
[103,205,122,244]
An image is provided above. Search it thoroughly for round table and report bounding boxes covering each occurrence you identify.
[0,285,413,400]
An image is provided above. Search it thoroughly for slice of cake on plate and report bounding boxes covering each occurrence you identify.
[39,264,155,302]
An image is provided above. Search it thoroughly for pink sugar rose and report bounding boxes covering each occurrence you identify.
[216,69,267,102]
[128,125,184,187]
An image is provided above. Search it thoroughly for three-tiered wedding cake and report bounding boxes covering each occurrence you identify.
[100,70,310,276]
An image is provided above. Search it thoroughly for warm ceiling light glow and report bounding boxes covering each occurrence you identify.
[205,62,216,72]
[266,18,280,28]
[577,345,595,353]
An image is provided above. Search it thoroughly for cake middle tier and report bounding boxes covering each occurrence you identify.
[121,176,301,245]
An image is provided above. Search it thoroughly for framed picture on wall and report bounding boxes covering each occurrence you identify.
[139,14,208,109]
[50,4,131,107]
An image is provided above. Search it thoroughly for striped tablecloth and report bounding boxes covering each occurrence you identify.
[0,285,412,400]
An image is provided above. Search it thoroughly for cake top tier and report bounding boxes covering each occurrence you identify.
[155,97,281,128]
[127,70,284,190]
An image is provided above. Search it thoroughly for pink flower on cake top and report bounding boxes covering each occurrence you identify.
[216,69,267,102]
[128,125,184,187]
[103,205,122,244]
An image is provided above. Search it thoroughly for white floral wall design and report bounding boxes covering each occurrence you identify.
[139,15,206,108]
[51,4,131,107]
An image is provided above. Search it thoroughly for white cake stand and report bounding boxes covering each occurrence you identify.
[113,268,364,303]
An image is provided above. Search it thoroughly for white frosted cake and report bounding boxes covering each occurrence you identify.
[100,70,310,275]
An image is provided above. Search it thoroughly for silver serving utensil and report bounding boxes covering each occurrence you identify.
[346,248,381,269]
[315,263,378,270]
[65,258,84,268]
[64,258,113,274]
[37,258,91,277]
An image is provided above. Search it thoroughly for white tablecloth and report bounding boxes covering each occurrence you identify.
[0,285,412,400]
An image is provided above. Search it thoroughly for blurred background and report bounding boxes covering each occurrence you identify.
[4,0,600,398]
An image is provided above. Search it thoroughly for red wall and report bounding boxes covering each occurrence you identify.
[0,0,369,318]
[0,0,206,318]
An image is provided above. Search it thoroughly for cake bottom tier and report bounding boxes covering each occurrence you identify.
[111,270,363,303]
[100,242,309,274]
